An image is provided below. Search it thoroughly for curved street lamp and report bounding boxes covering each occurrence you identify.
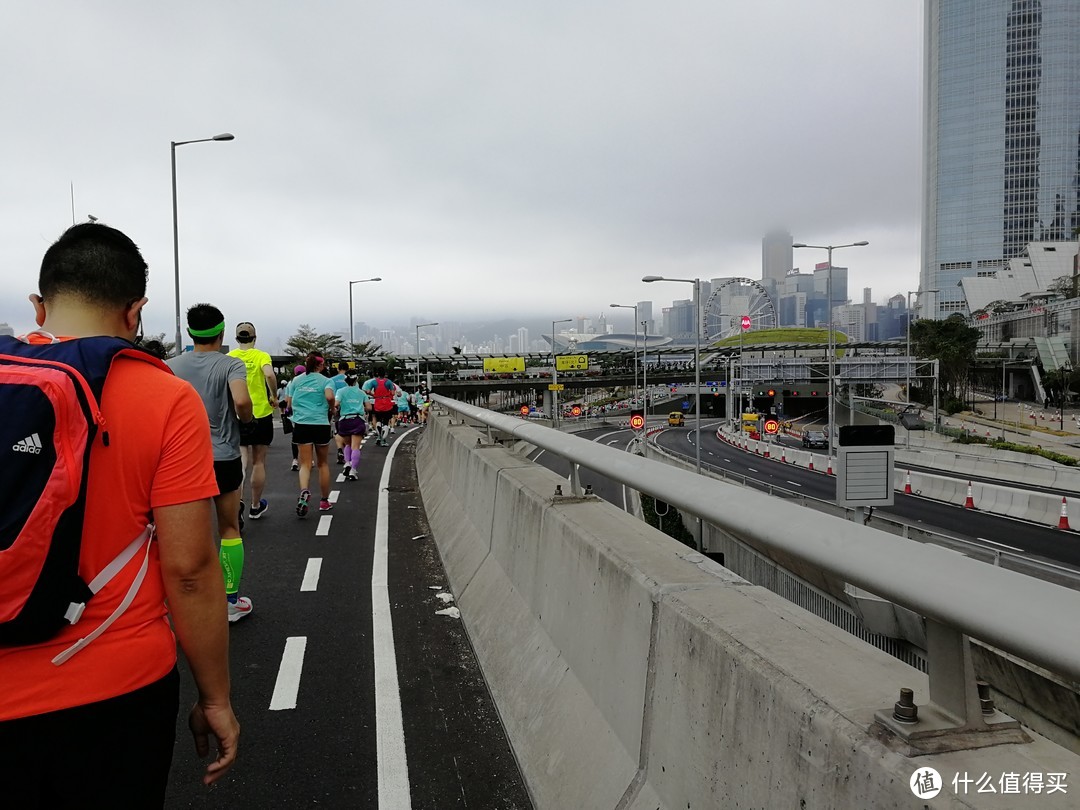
[172,132,234,354]
[349,277,382,349]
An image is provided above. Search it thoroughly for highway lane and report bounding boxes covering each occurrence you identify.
[770,431,1080,499]
[662,425,1080,571]
[523,419,1080,572]
[166,430,530,809]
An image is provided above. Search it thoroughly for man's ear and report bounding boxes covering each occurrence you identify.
[125,297,149,334]
[28,294,46,326]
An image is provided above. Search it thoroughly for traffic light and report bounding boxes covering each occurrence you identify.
[629,409,645,431]
[767,389,776,397]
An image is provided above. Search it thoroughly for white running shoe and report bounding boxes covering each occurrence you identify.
[227,596,253,623]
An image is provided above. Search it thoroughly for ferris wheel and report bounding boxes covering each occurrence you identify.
[703,278,777,341]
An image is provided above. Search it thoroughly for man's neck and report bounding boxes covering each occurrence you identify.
[192,344,220,353]
[39,307,129,340]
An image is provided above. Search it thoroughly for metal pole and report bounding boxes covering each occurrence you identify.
[349,282,356,348]
[694,279,701,477]
[171,142,181,355]
[641,321,649,458]
[827,246,834,448]
[552,319,558,428]
[416,325,421,392]
[1002,357,1007,440]
[633,306,640,408]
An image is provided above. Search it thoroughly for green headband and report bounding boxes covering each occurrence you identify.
[188,320,225,338]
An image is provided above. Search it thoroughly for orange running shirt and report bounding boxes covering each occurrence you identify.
[0,344,218,721]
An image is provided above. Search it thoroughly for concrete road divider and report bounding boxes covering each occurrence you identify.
[416,415,1079,808]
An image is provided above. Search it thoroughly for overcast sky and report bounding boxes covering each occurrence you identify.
[1,1,923,349]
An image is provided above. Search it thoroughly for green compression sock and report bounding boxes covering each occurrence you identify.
[220,537,245,598]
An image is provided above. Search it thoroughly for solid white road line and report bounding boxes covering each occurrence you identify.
[328,490,340,504]
[269,636,307,710]
[373,429,415,809]
[786,481,803,488]
[300,558,322,592]
[316,516,333,536]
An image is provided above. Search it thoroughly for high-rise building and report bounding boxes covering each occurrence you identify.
[922,0,1080,317]
[637,301,655,335]
[762,229,794,287]
[516,327,529,354]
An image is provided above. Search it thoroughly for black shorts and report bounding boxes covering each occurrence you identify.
[292,423,333,445]
[213,457,244,495]
[0,667,179,807]
[371,409,394,427]
[239,414,275,446]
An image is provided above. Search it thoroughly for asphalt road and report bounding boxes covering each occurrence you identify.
[527,419,1080,573]
[166,429,531,809]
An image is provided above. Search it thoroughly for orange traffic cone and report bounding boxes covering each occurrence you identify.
[763,444,770,459]
[780,448,787,463]
[964,481,975,509]
[904,470,913,494]
[826,457,833,475]
[808,455,815,471]
[1057,497,1071,531]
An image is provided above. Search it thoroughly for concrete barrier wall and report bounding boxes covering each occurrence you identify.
[417,415,1080,809]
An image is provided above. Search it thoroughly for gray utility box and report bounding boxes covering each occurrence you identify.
[835,425,895,508]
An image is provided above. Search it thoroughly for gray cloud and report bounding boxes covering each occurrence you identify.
[1,1,922,341]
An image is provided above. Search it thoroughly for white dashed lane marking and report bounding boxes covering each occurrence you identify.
[316,516,333,536]
[300,558,322,592]
[269,636,307,711]
[328,490,340,504]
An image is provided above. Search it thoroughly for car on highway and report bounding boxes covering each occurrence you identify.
[668,412,685,426]
[802,429,828,449]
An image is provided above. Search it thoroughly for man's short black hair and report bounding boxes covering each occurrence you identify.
[187,303,226,346]
[39,223,148,308]
[337,362,349,373]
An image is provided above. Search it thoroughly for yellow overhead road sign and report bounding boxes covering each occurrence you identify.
[555,354,588,371]
[548,383,565,391]
[483,357,525,373]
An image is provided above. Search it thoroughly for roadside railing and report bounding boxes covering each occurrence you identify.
[430,393,1080,747]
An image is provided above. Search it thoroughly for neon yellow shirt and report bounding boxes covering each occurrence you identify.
[228,346,275,418]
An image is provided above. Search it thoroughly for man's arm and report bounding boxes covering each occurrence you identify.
[155,499,239,785]
[229,378,254,424]
[261,363,278,410]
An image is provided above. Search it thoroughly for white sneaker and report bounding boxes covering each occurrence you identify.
[227,596,253,623]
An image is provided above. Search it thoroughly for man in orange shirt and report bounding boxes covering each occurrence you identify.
[0,223,239,806]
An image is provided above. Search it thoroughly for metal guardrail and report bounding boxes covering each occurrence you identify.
[644,431,1080,591]
[430,393,1080,741]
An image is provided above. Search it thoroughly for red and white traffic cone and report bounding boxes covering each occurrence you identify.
[1057,497,1071,531]
[904,470,913,494]
[808,455,815,471]
[763,444,770,459]
[780,448,787,463]
[826,457,833,475]
[964,481,975,509]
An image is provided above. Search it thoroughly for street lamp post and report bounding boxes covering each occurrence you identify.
[416,322,438,392]
[171,132,234,354]
[348,277,382,349]
[610,303,640,407]
[552,318,573,428]
[904,288,938,447]
[641,320,649,457]
[1059,361,1072,432]
[792,241,869,449]
[642,276,702,480]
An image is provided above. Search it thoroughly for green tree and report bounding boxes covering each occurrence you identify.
[285,324,349,361]
[139,332,175,360]
[909,315,981,406]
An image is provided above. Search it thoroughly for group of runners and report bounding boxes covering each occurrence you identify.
[279,358,430,518]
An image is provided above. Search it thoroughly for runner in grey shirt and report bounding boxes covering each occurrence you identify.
[167,304,256,622]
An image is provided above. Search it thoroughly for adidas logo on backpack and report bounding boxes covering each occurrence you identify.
[12,433,43,454]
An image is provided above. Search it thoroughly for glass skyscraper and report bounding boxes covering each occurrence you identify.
[921,0,1080,317]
